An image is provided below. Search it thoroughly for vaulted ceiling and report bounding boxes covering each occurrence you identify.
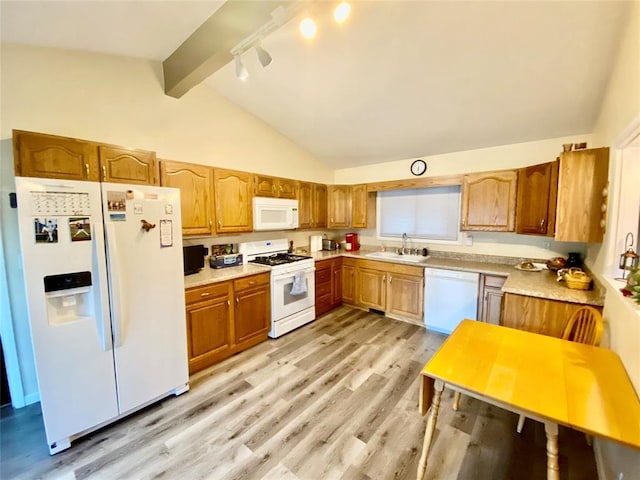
[0,1,631,168]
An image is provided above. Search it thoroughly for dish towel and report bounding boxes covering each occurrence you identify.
[290,271,307,295]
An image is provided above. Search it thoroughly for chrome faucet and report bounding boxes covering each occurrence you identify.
[402,233,408,254]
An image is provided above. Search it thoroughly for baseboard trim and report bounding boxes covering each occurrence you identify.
[23,391,40,406]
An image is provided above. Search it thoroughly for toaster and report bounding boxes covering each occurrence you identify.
[322,239,336,250]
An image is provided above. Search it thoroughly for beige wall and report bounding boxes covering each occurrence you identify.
[0,43,331,182]
[334,134,594,183]
[581,4,640,479]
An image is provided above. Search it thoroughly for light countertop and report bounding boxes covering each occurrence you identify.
[184,262,271,289]
[184,249,604,307]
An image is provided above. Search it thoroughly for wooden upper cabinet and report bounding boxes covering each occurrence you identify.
[298,182,327,229]
[351,184,376,229]
[314,183,328,228]
[461,170,518,231]
[160,160,214,236]
[214,168,253,233]
[253,174,297,199]
[254,174,278,197]
[278,178,297,199]
[13,130,99,181]
[98,145,158,185]
[516,161,558,236]
[298,181,314,228]
[328,185,352,228]
[555,147,609,243]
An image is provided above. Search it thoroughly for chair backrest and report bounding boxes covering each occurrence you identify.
[561,306,603,346]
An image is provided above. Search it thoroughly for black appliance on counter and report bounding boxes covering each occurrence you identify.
[183,244,207,275]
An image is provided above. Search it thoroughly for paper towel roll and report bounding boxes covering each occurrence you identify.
[310,235,323,252]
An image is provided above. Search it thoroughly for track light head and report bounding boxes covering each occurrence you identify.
[234,55,249,82]
[255,44,272,67]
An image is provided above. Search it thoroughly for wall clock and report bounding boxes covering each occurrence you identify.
[410,159,427,176]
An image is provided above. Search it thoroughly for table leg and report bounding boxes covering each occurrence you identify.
[452,391,461,411]
[417,380,444,480]
[544,422,560,480]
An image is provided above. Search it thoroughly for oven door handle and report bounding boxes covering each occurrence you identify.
[272,266,316,281]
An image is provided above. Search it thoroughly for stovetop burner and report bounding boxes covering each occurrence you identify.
[250,253,312,266]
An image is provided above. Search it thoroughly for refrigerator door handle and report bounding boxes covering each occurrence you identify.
[93,224,113,352]
[106,223,127,347]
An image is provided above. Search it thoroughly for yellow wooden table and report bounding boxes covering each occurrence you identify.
[416,320,640,480]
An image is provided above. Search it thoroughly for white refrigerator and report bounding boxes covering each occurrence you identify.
[14,177,189,454]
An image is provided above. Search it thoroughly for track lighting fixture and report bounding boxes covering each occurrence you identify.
[299,17,317,39]
[229,2,352,81]
[255,44,272,67]
[333,2,351,23]
[234,55,248,82]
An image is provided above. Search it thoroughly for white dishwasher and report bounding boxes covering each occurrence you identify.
[424,268,480,334]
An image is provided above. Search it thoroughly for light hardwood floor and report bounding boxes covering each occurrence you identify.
[1,306,597,479]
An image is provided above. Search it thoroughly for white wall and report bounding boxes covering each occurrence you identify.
[0,43,331,405]
[580,3,640,479]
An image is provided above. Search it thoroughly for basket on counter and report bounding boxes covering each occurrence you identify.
[563,268,592,290]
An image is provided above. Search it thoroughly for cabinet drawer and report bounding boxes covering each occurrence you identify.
[315,259,332,271]
[316,280,332,297]
[483,275,506,288]
[234,272,270,291]
[316,267,332,283]
[185,282,229,305]
[315,293,333,315]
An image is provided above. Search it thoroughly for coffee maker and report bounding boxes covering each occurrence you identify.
[345,232,360,251]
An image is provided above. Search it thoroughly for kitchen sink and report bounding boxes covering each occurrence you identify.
[364,251,430,263]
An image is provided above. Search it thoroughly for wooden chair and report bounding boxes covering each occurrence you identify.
[452,306,604,433]
[515,305,604,434]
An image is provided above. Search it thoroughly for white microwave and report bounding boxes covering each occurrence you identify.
[253,197,299,231]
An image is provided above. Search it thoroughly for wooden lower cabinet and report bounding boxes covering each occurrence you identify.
[185,272,270,374]
[332,258,343,305]
[478,274,506,325]
[386,272,424,322]
[344,258,424,323]
[315,257,342,317]
[342,259,357,304]
[501,293,602,338]
[233,274,271,346]
[358,267,387,311]
[185,282,232,373]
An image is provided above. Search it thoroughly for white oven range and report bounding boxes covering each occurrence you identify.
[239,239,315,338]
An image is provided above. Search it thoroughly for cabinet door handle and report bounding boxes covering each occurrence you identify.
[227,299,230,307]
[200,292,210,297]
[389,275,393,284]
[539,218,545,231]
[218,220,221,230]
[248,281,256,285]
[235,297,239,304]
[272,185,276,194]
[209,219,212,228]
[85,163,90,177]
[102,164,107,180]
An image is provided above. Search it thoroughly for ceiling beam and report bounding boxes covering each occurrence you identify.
[162,0,285,99]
